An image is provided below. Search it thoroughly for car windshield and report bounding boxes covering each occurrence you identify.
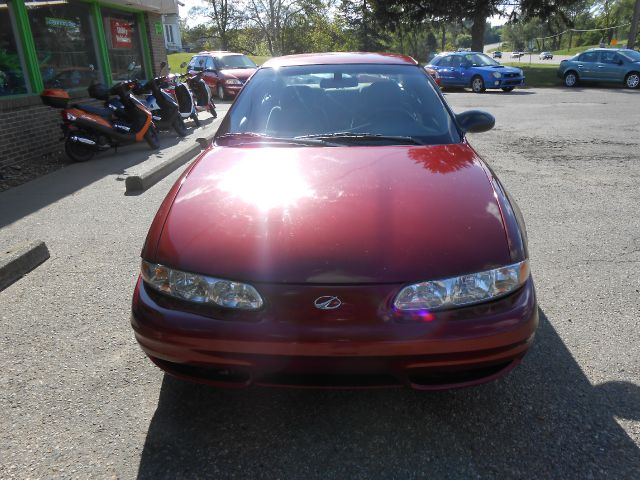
[464,53,500,67]
[619,50,640,62]
[217,55,257,69]
[216,63,461,146]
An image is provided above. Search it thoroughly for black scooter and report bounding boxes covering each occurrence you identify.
[134,62,187,137]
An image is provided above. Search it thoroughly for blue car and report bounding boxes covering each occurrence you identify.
[427,52,525,93]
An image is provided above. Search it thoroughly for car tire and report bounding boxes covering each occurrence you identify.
[217,85,225,100]
[624,72,640,89]
[471,76,485,93]
[501,87,515,92]
[563,71,578,87]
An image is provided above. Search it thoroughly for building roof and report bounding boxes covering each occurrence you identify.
[262,52,419,68]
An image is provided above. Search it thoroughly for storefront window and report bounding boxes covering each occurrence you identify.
[26,0,100,89]
[102,9,147,82]
[0,1,27,96]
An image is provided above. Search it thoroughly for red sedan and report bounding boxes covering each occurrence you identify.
[132,52,537,390]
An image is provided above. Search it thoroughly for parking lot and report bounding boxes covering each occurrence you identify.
[1,88,639,478]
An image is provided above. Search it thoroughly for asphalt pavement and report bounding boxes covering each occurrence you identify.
[1,90,639,479]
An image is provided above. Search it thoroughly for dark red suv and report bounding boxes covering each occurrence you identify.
[186,51,257,100]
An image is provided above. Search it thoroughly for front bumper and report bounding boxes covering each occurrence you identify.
[131,277,538,390]
[490,76,525,88]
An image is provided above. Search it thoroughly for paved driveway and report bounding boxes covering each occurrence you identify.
[0,91,639,478]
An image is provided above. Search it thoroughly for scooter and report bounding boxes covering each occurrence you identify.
[180,61,217,119]
[40,80,158,162]
[163,72,201,127]
[134,62,187,137]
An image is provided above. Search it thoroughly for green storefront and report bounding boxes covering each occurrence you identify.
[0,1,170,172]
[0,0,164,97]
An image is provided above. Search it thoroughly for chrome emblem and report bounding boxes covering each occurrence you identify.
[314,296,342,310]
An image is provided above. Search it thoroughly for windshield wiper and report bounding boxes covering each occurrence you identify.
[216,132,332,146]
[296,132,425,145]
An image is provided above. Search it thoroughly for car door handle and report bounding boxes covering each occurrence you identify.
[578,64,583,68]
[597,65,604,68]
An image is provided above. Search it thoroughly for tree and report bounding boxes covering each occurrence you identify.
[190,1,243,50]
[627,0,640,48]
[246,0,322,55]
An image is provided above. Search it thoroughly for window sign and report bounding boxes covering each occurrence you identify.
[45,17,78,29]
[110,19,132,49]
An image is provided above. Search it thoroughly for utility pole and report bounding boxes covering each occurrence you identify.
[628,0,640,49]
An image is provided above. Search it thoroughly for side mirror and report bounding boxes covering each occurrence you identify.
[462,62,472,68]
[456,110,495,134]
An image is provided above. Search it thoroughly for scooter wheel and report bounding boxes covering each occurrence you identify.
[144,126,160,149]
[173,116,188,137]
[65,138,95,162]
[191,113,201,128]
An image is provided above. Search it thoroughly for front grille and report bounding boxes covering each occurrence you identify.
[257,372,401,388]
[407,361,511,387]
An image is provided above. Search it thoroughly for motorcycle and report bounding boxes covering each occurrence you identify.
[40,80,158,163]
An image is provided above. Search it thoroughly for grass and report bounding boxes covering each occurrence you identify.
[167,52,272,73]
[503,62,561,87]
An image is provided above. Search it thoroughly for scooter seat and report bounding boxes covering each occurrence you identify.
[73,103,113,119]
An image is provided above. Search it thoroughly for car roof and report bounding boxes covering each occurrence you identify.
[262,52,418,68]
[584,48,634,52]
[197,51,244,57]
[435,51,483,57]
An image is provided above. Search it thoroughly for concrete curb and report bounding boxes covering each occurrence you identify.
[125,136,211,194]
[0,241,50,292]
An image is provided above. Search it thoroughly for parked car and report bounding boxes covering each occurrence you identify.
[558,48,640,88]
[511,51,524,59]
[132,52,537,391]
[426,51,525,92]
[492,51,502,59]
[539,51,554,60]
[186,51,258,100]
[424,65,442,87]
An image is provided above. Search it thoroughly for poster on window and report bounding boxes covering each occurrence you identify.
[110,19,132,49]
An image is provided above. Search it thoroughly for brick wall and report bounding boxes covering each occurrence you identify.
[145,13,168,77]
[0,98,65,169]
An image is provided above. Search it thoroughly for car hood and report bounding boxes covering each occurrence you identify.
[154,144,512,284]
[476,65,521,74]
[219,68,256,80]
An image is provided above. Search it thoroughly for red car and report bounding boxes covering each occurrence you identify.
[424,65,442,87]
[186,51,257,100]
[132,52,537,390]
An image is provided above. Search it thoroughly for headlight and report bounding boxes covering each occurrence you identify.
[393,260,529,311]
[224,78,242,85]
[141,260,263,310]
[492,72,502,79]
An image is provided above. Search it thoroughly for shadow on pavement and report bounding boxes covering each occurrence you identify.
[136,309,640,478]
[0,121,212,230]
[443,88,536,95]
